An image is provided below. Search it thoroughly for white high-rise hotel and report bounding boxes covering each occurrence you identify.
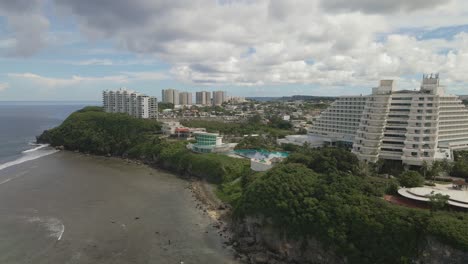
[102,88,158,119]
[309,75,468,165]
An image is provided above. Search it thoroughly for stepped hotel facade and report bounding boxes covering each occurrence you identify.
[309,75,468,166]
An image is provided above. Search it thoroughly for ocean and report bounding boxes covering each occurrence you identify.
[0,102,97,171]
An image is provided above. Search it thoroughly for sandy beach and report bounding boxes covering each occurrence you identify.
[0,151,239,264]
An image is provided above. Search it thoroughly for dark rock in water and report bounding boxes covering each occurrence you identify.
[239,236,255,246]
[251,252,269,263]
[134,217,140,220]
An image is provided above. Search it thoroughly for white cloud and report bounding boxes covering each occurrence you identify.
[0,0,49,56]
[0,82,9,91]
[1,0,468,91]
[47,0,468,89]
[7,71,169,89]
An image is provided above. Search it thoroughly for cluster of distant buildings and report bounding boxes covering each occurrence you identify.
[161,89,246,106]
[160,121,235,153]
[102,88,248,119]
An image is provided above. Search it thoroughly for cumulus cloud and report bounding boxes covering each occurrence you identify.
[1,0,467,90]
[0,0,49,56]
[7,71,169,88]
[320,0,450,14]
[0,82,9,91]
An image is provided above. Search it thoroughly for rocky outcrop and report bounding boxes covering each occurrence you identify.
[231,216,345,264]
[231,216,468,264]
[418,236,468,264]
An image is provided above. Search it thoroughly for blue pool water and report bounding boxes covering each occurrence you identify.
[233,149,289,159]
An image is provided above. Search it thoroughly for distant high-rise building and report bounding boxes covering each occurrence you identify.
[196,91,211,105]
[103,88,158,119]
[179,92,193,106]
[162,89,179,105]
[212,91,226,106]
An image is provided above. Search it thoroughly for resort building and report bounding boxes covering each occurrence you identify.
[102,88,158,119]
[162,89,179,105]
[308,95,367,146]
[161,121,206,138]
[308,75,468,166]
[187,132,235,153]
[162,121,182,135]
[196,91,211,105]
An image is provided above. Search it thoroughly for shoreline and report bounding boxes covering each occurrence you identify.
[61,150,249,262]
[0,150,242,263]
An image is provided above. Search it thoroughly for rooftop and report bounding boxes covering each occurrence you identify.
[398,183,468,209]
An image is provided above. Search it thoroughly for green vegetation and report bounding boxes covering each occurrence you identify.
[267,116,293,130]
[236,163,426,263]
[181,118,293,138]
[236,161,468,263]
[37,106,161,155]
[428,193,450,212]
[398,171,424,188]
[234,136,277,151]
[286,146,360,174]
[38,108,468,264]
[452,151,468,178]
[158,102,174,111]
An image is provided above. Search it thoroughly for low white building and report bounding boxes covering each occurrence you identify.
[251,157,284,172]
[277,134,328,148]
[162,121,181,135]
[251,159,274,171]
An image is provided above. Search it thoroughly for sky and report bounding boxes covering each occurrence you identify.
[0,0,468,101]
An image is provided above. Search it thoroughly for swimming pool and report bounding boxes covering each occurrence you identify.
[233,149,289,159]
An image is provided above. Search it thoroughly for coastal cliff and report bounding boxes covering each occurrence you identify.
[230,216,468,264]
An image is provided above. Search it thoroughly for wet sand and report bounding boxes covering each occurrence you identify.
[0,151,239,264]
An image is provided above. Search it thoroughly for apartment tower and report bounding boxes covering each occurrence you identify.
[162,89,179,105]
[179,92,193,106]
[196,91,211,105]
[103,88,158,119]
[212,91,226,106]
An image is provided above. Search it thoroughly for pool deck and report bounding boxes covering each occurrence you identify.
[398,183,468,209]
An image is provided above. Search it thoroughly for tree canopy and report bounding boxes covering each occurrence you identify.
[398,171,424,188]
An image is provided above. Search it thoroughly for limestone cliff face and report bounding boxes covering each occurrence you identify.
[232,216,346,264]
[232,216,468,264]
[417,237,468,264]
